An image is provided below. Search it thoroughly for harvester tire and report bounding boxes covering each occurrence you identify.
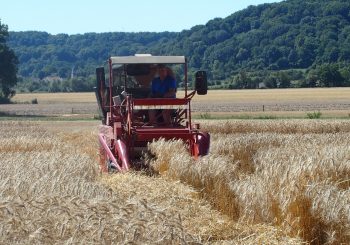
[107,160,118,173]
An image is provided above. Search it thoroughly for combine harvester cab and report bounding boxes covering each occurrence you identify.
[95,54,210,172]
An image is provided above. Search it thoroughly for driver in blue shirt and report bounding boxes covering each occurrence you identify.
[149,65,176,125]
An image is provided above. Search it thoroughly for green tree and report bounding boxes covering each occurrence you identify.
[263,74,277,88]
[0,20,18,103]
[276,71,291,88]
[339,67,350,86]
[233,71,256,89]
[317,64,344,87]
[305,70,318,87]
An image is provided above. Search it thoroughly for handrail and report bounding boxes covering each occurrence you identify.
[133,98,189,106]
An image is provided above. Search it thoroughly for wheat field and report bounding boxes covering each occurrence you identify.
[148,120,350,244]
[0,120,311,244]
[11,88,350,104]
[1,119,349,244]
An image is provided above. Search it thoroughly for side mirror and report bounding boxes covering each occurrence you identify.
[95,67,107,123]
[195,71,207,95]
[96,67,105,90]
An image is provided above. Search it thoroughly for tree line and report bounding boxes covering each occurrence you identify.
[0,20,18,102]
[217,63,350,89]
[1,0,350,97]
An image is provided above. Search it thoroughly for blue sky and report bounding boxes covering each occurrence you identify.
[2,0,281,34]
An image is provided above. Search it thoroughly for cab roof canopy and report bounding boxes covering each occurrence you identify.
[109,55,186,65]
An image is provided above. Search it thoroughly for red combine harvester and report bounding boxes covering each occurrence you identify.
[95,54,210,172]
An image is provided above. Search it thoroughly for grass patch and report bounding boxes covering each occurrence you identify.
[306,111,322,119]
[199,112,212,119]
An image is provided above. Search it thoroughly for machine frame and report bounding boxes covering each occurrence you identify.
[96,55,210,172]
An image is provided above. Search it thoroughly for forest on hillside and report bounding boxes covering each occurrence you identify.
[7,0,350,92]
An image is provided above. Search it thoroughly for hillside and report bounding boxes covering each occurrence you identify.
[165,0,350,79]
[8,32,176,79]
[7,0,350,91]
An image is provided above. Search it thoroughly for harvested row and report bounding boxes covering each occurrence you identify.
[0,122,197,244]
[148,120,350,244]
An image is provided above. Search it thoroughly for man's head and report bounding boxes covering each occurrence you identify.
[157,64,168,80]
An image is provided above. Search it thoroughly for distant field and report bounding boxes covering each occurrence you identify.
[13,92,96,104]
[2,88,349,119]
[12,87,350,103]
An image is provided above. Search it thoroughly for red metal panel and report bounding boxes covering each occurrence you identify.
[133,98,188,106]
[133,128,193,141]
[135,133,193,141]
[113,122,122,138]
[134,128,191,134]
[115,139,130,171]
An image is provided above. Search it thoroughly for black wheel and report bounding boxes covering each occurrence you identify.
[107,160,118,173]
